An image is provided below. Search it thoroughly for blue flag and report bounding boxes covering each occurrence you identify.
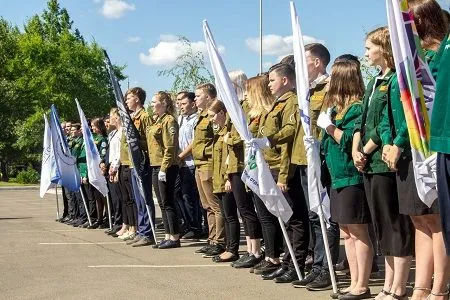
[50,105,81,192]
[40,114,58,198]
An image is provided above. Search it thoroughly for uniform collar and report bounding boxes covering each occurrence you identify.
[155,113,167,123]
[310,73,329,89]
[131,107,144,119]
[277,90,296,102]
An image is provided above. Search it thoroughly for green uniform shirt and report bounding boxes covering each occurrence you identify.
[119,131,131,166]
[310,78,330,140]
[93,133,108,160]
[225,123,244,174]
[248,115,261,137]
[132,108,152,156]
[355,70,395,174]
[322,103,364,189]
[212,123,228,193]
[241,98,251,115]
[258,91,296,184]
[431,34,450,153]
[147,113,179,172]
[192,110,214,171]
[71,136,87,178]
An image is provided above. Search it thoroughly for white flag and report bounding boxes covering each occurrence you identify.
[75,99,109,197]
[290,1,330,220]
[40,115,56,198]
[203,20,293,223]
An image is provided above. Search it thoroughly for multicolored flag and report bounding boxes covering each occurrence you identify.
[289,1,330,220]
[39,114,57,198]
[387,0,438,207]
[75,99,109,197]
[203,20,293,223]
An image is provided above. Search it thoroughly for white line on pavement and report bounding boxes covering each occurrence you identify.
[88,264,230,268]
[39,242,125,245]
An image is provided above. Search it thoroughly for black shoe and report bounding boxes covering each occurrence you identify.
[132,237,154,247]
[261,266,286,280]
[254,261,281,275]
[156,222,164,229]
[152,239,168,249]
[62,217,74,224]
[181,230,200,241]
[335,260,349,274]
[306,270,332,291]
[339,288,371,300]
[72,219,86,227]
[292,268,321,288]
[195,244,212,254]
[202,244,225,258]
[274,268,301,283]
[234,254,263,268]
[231,252,250,267]
[79,221,90,228]
[212,253,239,263]
[158,239,181,249]
[250,259,269,273]
[87,221,100,229]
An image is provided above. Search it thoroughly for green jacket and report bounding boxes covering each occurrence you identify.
[225,123,244,174]
[71,136,87,178]
[355,70,395,174]
[192,110,214,171]
[431,34,450,153]
[322,103,363,189]
[93,133,108,160]
[212,122,228,193]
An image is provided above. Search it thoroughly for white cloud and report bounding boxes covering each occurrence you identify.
[100,0,135,19]
[139,34,225,67]
[127,36,141,43]
[246,34,324,57]
[263,61,273,71]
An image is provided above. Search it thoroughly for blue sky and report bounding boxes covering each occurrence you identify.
[2,0,450,103]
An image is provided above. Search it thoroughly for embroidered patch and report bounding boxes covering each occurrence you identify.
[169,127,176,135]
[379,85,388,92]
[212,123,220,131]
[289,112,296,123]
[310,94,325,101]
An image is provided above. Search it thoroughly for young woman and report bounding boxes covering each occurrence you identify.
[88,117,108,229]
[148,91,181,249]
[206,99,241,262]
[230,76,265,269]
[382,1,450,299]
[319,59,372,299]
[353,27,414,300]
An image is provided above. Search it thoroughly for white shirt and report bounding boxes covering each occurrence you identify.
[178,112,198,167]
[108,129,122,170]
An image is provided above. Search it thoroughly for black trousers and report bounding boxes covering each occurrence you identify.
[284,165,311,269]
[76,184,90,222]
[178,166,202,232]
[217,192,240,254]
[437,153,450,255]
[152,165,180,235]
[253,192,283,259]
[108,180,122,227]
[66,188,78,219]
[61,186,69,218]
[119,166,137,226]
[230,173,262,239]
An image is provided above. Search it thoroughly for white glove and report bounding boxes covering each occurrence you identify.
[317,112,334,131]
[245,137,270,149]
[158,170,166,182]
[326,107,333,116]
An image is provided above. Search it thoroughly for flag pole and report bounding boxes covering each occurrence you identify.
[276,213,303,280]
[316,183,338,293]
[55,185,60,220]
[79,186,92,226]
[259,0,263,73]
[106,194,112,230]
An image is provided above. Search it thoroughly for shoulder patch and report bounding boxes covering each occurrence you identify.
[169,127,176,135]
[379,85,388,92]
[212,123,220,131]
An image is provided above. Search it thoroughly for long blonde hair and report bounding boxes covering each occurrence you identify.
[153,91,176,116]
[246,75,275,118]
[325,60,365,112]
[366,26,395,70]
[229,70,248,102]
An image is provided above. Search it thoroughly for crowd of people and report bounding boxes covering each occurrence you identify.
[51,0,450,299]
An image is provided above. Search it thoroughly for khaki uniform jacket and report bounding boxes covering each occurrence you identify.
[225,123,244,174]
[147,113,179,172]
[258,91,296,184]
[310,79,330,140]
[192,110,214,171]
[212,123,228,193]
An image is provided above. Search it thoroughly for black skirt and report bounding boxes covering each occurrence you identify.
[330,184,371,224]
[396,156,439,216]
[364,173,414,257]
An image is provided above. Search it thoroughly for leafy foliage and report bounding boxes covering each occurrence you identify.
[0,0,125,180]
[157,36,214,93]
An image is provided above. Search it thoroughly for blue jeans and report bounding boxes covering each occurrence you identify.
[179,166,202,232]
[131,166,154,238]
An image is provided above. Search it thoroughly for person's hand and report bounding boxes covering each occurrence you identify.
[158,170,166,182]
[223,132,230,144]
[386,145,402,171]
[382,145,392,164]
[225,180,232,192]
[100,162,107,173]
[352,151,367,172]
[317,112,334,132]
[82,177,88,184]
[277,182,288,192]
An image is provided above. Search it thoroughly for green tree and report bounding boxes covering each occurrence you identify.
[359,57,379,85]
[0,0,125,181]
[157,36,214,93]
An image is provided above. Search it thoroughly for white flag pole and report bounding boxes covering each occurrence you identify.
[55,185,60,220]
[277,214,303,280]
[259,0,263,74]
[106,194,112,230]
[79,187,92,226]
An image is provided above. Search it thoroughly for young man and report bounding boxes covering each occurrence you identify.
[192,83,225,256]
[292,43,340,291]
[121,87,155,247]
[177,92,202,239]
